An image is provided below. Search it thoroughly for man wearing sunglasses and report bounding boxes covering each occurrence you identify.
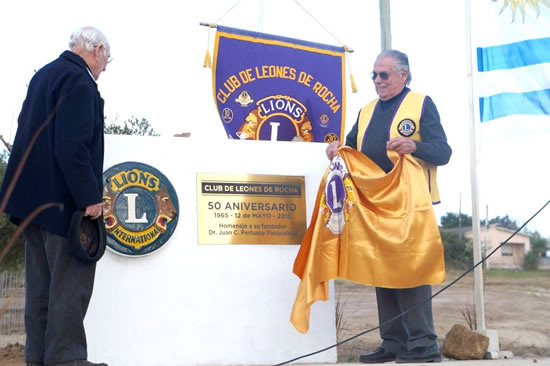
[0,27,111,366]
[326,49,451,363]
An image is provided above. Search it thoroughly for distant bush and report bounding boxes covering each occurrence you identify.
[523,251,539,270]
[440,230,473,270]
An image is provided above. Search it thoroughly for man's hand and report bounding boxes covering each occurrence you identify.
[386,137,416,154]
[326,141,341,160]
[84,202,104,220]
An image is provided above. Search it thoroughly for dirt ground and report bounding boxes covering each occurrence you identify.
[335,270,550,362]
[1,271,549,365]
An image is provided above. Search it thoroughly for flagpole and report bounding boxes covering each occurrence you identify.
[379,0,392,50]
[465,3,502,357]
[464,0,486,332]
[465,1,500,358]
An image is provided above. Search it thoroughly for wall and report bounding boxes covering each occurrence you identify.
[84,135,337,366]
[485,226,530,269]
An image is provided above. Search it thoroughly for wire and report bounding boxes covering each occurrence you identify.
[293,0,351,51]
[273,199,550,366]
[215,0,243,24]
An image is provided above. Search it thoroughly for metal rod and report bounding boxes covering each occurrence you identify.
[199,22,217,28]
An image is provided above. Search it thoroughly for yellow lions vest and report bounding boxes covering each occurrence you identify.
[357,91,440,204]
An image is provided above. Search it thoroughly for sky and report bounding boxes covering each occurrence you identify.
[0,0,548,237]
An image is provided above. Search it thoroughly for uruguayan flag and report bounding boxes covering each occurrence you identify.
[473,0,550,122]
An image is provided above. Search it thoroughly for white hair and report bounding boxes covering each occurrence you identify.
[377,49,412,86]
[69,26,109,52]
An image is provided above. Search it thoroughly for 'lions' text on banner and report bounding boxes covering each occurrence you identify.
[213,26,346,143]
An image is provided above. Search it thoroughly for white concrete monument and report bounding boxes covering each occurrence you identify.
[85,135,337,366]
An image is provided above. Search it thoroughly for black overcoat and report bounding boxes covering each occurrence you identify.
[0,51,104,237]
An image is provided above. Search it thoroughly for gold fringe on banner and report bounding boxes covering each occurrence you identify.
[344,46,358,93]
[202,24,216,69]
[203,49,212,68]
[350,73,358,93]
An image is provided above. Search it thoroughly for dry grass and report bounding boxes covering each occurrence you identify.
[461,302,477,330]
[335,269,550,361]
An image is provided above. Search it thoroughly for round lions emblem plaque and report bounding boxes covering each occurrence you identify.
[102,162,179,256]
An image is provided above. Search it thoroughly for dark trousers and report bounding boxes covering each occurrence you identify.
[23,223,96,366]
[376,285,437,354]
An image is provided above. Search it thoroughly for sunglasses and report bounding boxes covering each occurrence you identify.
[371,71,391,80]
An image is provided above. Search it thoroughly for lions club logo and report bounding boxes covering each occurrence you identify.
[319,156,357,234]
[235,95,314,142]
[103,162,179,256]
[397,119,416,137]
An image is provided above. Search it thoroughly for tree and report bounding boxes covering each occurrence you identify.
[440,212,472,229]
[104,116,158,136]
[440,230,473,270]
[0,149,25,272]
[488,215,518,231]
[530,231,548,256]
[523,251,539,270]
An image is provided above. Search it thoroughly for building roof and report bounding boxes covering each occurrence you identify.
[442,224,531,238]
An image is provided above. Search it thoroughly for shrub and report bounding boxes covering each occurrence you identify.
[523,251,539,270]
[440,230,473,270]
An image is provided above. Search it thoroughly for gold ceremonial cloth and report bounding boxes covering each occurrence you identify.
[291,147,445,333]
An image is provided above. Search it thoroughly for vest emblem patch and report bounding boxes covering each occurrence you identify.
[397,119,417,137]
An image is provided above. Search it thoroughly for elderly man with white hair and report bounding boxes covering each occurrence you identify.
[0,26,111,366]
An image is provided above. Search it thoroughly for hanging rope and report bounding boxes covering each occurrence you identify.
[214,0,243,24]
[272,199,550,366]
[293,0,358,92]
[293,0,347,49]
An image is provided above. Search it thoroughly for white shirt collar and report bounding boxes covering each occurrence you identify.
[86,67,97,84]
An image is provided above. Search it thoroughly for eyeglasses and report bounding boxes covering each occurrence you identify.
[371,71,390,81]
[93,44,112,64]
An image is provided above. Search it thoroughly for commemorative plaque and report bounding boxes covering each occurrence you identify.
[103,162,179,256]
[197,173,306,244]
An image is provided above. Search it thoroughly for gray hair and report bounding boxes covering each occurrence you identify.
[377,49,411,86]
[69,26,109,52]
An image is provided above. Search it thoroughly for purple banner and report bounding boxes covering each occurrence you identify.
[213,26,346,143]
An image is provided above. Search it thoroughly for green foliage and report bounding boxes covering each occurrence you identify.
[440,230,473,270]
[0,213,25,272]
[0,149,25,272]
[440,212,472,229]
[104,116,159,136]
[488,215,519,230]
[530,231,548,256]
[0,149,9,164]
[523,251,539,270]
[440,212,524,232]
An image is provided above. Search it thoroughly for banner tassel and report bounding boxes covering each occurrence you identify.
[345,46,358,93]
[203,49,212,68]
[350,73,358,93]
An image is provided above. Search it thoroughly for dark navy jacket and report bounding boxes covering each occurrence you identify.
[0,51,104,237]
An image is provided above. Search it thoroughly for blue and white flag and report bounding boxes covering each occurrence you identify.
[473,0,550,122]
